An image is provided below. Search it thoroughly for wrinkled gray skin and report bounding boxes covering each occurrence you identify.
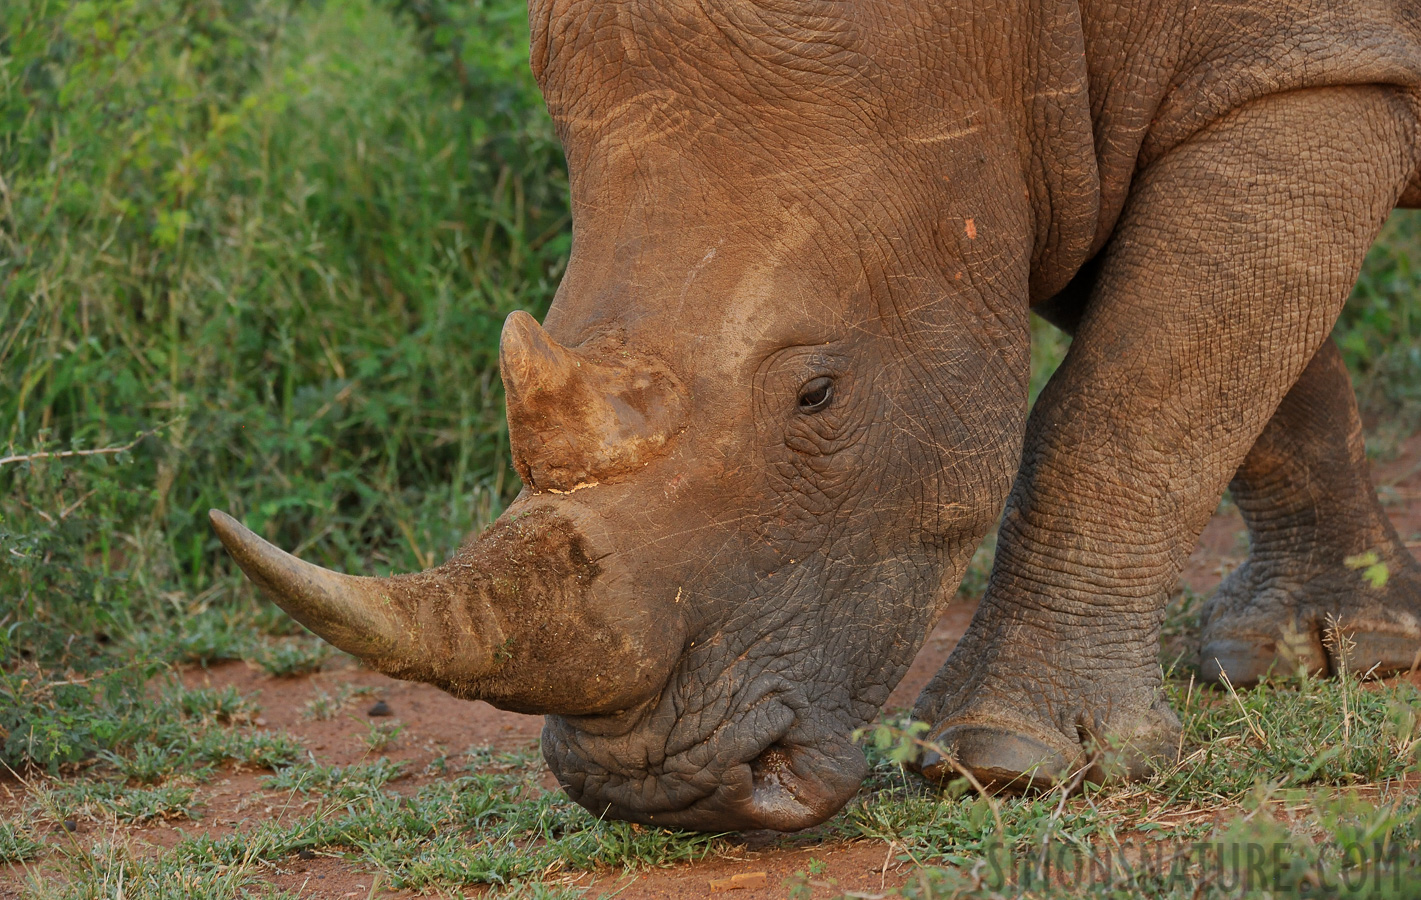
[214,0,1421,832]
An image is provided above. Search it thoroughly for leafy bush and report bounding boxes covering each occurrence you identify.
[1,0,564,610]
[2,0,567,769]
[1341,211,1421,432]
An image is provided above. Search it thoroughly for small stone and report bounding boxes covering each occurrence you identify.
[62,819,78,832]
[709,872,768,892]
[298,848,315,860]
[254,717,268,726]
[367,700,393,717]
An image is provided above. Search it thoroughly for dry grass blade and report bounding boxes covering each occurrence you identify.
[1216,667,1269,749]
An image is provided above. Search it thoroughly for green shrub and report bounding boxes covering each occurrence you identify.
[1,0,567,768]
[1340,212,1421,432]
[1,0,565,631]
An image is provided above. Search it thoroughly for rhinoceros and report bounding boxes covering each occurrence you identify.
[211,0,1421,831]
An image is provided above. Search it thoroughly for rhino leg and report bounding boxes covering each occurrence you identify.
[1200,338,1421,685]
[914,86,1421,791]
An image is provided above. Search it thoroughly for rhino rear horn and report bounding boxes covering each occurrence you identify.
[500,309,583,402]
[499,311,687,492]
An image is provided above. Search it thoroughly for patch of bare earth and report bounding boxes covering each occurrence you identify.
[4,434,1419,899]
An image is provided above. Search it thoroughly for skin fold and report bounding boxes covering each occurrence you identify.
[214,0,1421,831]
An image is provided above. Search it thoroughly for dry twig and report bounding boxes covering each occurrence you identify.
[0,423,173,470]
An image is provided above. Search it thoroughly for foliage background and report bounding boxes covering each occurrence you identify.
[2,0,574,766]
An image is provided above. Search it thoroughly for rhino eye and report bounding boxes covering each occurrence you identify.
[797,376,834,413]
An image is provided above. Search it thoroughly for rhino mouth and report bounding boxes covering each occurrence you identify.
[739,739,865,831]
[542,677,869,832]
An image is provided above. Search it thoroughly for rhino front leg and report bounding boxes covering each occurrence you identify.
[915,85,1421,790]
[1201,338,1421,685]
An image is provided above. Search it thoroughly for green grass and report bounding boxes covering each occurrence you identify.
[13,744,727,897]
[250,637,331,677]
[828,672,1421,899]
[0,821,42,865]
[2,0,1421,896]
[301,681,377,720]
[38,780,200,824]
[8,672,1416,897]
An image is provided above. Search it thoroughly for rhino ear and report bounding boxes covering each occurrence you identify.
[498,311,687,492]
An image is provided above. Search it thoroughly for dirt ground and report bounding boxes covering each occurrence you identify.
[5,434,1421,899]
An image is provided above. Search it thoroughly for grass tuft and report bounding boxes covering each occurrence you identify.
[0,820,42,864]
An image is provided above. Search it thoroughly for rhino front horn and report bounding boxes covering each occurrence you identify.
[499,311,687,493]
[208,509,495,681]
[209,507,670,715]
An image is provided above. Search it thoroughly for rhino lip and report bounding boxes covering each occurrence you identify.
[650,718,866,832]
[621,731,848,832]
[743,742,835,831]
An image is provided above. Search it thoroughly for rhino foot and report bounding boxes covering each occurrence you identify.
[1205,338,1421,686]
[1199,550,1421,686]
[916,702,1180,793]
[911,606,1181,793]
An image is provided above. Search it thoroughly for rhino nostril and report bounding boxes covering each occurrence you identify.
[754,744,793,773]
[750,743,802,799]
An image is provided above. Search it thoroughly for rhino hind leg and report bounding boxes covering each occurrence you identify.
[1199,339,1421,686]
